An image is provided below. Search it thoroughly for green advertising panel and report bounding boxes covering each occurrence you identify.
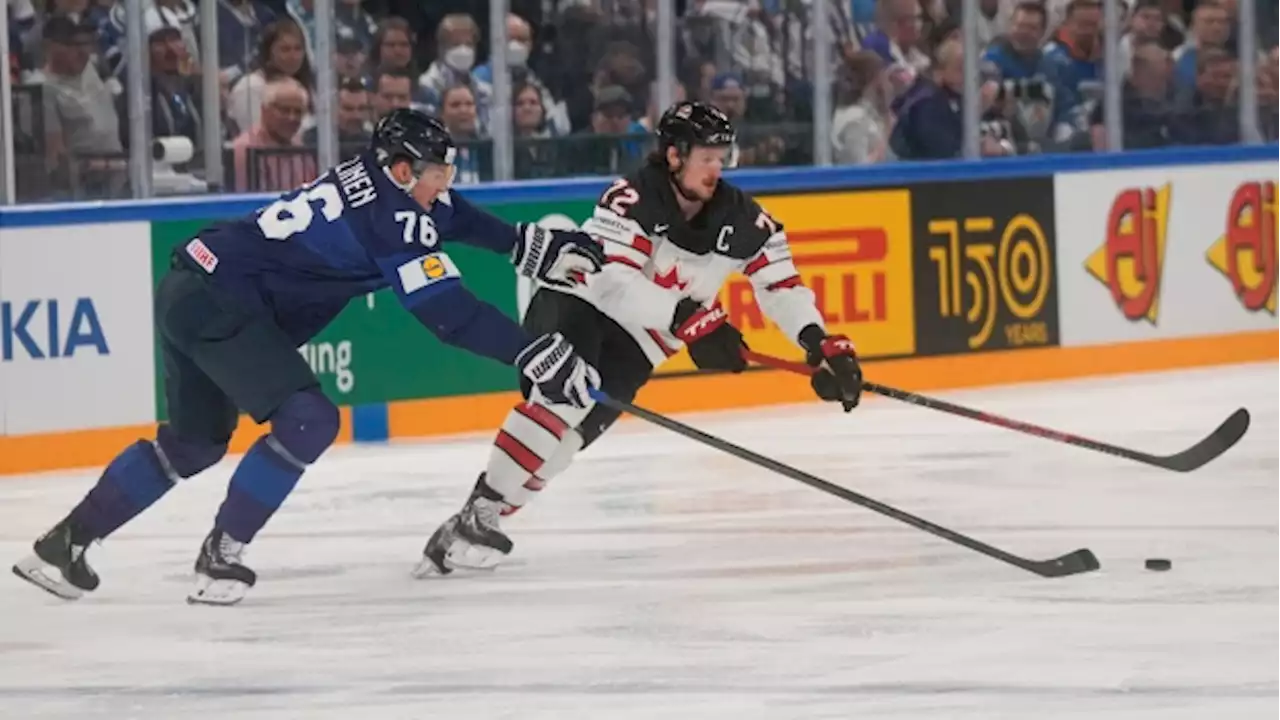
[150,200,596,421]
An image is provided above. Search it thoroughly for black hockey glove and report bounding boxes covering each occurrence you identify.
[516,332,601,408]
[513,223,605,288]
[671,298,748,373]
[798,324,862,412]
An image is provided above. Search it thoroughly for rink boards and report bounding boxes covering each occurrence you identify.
[0,145,1274,474]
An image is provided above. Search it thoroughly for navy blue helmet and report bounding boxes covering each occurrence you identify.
[370,108,457,176]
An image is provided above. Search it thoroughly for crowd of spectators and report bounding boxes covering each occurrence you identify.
[4,0,1276,201]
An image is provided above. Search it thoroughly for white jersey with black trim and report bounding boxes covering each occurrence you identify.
[564,163,825,366]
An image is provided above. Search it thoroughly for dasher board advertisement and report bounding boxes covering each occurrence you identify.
[1,223,156,434]
[1055,163,1276,346]
[909,176,1059,355]
[657,188,917,373]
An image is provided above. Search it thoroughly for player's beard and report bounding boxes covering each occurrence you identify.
[674,170,716,203]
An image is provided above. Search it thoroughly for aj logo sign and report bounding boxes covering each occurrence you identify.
[1084,184,1170,324]
[1206,180,1276,315]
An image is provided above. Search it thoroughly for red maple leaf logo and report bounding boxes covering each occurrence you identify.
[653,266,687,290]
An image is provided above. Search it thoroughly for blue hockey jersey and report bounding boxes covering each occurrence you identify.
[178,152,531,365]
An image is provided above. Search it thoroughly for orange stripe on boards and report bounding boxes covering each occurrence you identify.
[0,407,354,477]
[2,331,1273,476]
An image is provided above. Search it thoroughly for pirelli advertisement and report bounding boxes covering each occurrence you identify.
[656,176,1060,374]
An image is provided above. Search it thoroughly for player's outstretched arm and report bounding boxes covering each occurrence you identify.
[390,253,598,408]
[445,190,604,287]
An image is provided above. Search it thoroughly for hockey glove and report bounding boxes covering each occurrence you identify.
[516,332,601,409]
[513,223,605,288]
[798,324,862,412]
[671,298,748,373]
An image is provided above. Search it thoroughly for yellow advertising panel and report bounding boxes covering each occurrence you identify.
[659,189,916,373]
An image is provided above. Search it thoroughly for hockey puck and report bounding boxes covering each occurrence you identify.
[1144,558,1172,571]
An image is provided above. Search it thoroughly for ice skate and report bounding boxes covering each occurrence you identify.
[188,529,256,606]
[412,475,514,578]
[12,519,100,600]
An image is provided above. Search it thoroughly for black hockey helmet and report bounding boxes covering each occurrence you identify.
[655,101,739,168]
[370,108,456,179]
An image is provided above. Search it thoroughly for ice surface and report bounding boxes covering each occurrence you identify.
[0,364,1276,720]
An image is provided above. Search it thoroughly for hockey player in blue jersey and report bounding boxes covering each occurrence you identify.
[12,108,606,605]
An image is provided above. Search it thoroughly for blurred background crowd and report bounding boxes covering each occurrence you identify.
[4,0,1276,201]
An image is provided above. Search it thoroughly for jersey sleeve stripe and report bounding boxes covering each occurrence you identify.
[745,255,788,276]
[632,235,654,256]
[766,275,804,291]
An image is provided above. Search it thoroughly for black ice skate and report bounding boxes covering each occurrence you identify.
[12,519,100,600]
[188,529,256,606]
[412,475,514,578]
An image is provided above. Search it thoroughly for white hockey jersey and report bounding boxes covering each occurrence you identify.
[568,164,825,366]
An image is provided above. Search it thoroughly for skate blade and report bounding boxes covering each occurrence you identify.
[410,542,503,579]
[187,576,250,606]
[444,542,505,571]
[12,555,84,601]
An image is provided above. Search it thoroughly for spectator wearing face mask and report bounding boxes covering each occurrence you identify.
[473,13,571,136]
[418,13,492,132]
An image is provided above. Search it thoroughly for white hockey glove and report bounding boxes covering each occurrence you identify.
[516,332,601,409]
[512,223,605,288]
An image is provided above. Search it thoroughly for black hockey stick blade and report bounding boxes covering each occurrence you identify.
[591,389,1099,579]
[1137,407,1250,472]
[1023,548,1101,578]
[742,350,1251,474]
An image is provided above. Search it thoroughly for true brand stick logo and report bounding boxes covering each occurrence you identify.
[1205,180,1277,315]
[1084,184,1170,324]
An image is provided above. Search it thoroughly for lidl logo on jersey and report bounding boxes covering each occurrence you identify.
[1205,180,1276,315]
[1084,184,1170,324]
[397,252,461,295]
[1,297,109,361]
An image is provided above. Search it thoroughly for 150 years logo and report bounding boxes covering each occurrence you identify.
[911,177,1059,355]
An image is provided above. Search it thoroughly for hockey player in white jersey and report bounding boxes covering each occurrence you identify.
[414,101,863,576]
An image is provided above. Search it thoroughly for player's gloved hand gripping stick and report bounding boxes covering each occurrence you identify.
[743,349,1250,473]
[517,332,600,409]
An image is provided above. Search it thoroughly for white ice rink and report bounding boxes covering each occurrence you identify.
[0,363,1276,720]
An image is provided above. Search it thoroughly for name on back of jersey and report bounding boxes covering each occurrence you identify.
[335,156,378,209]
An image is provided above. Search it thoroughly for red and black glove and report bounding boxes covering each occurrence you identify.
[798,324,862,412]
[671,298,747,373]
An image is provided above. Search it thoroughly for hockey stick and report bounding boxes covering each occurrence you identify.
[742,349,1250,474]
[589,389,1099,579]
